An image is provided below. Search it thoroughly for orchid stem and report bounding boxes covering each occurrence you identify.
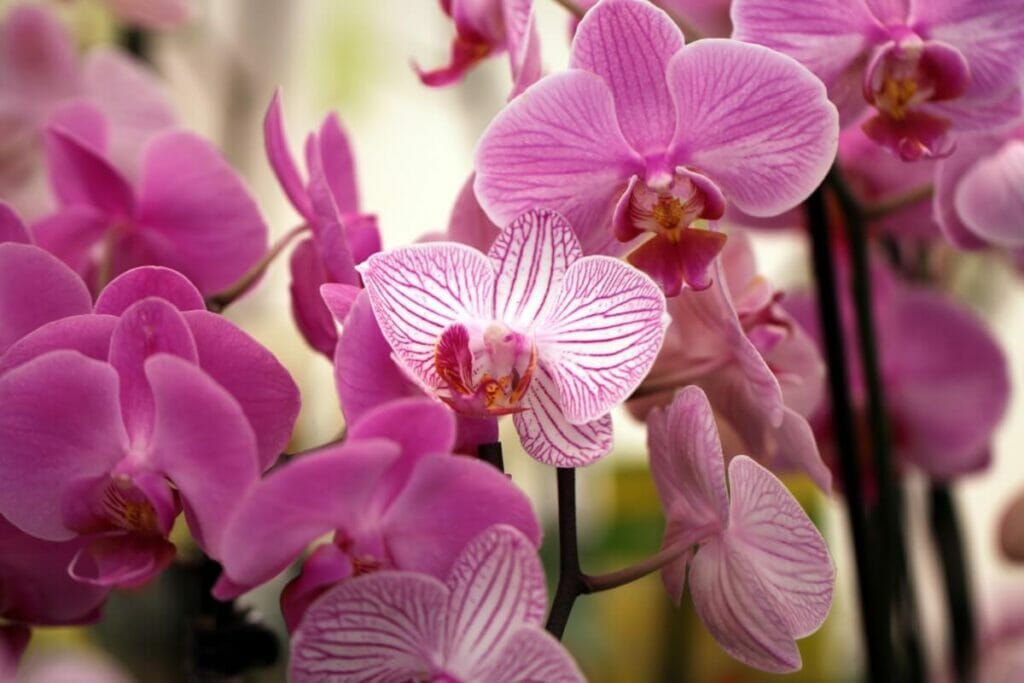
[863,184,934,222]
[205,224,308,312]
[806,182,893,682]
[477,442,505,473]
[546,468,585,640]
[929,482,976,683]
[582,541,689,593]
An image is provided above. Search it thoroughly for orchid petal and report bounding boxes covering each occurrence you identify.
[447,174,500,252]
[359,243,495,389]
[0,350,127,541]
[94,266,205,315]
[474,628,586,683]
[30,205,111,277]
[264,90,312,220]
[0,202,30,243]
[570,0,684,155]
[0,314,116,376]
[314,112,361,215]
[668,39,838,216]
[136,131,268,294]
[474,70,644,254]
[933,134,999,249]
[489,208,582,327]
[69,534,176,588]
[770,408,833,492]
[727,456,834,638]
[289,237,337,356]
[289,572,445,683]
[184,310,300,470]
[0,242,92,354]
[539,255,666,424]
[953,140,1024,248]
[0,5,79,101]
[513,363,613,466]
[504,0,542,98]
[348,397,456,462]
[321,282,361,323]
[144,354,259,556]
[444,526,548,676]
[45,126,135,216]
[278,544,355,632]
[307,132,359,285]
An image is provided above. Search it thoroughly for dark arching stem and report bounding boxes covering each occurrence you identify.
[545,468,586,639]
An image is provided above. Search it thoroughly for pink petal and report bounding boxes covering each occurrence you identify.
[30,205,111,278]
[504,0,542,98]
[94,266,205,315]
[443,525,548,677]
[0,202,30,243]
[136,131,268,294]
[382,457,541,579]
[289,572,445,683]
[263,90,312,220]
[447,173,499,252]
[313,112,361,215]
[933,134,999,249]
[0,242,92,353]
[108,298,198,445]
[359,243,495,390]
[306,131,359,284]
[278,543,354,632]
[668,39,839,216]
[44,126,135,216]
[0,314,116,376]
[47,100,108,153]
[513,363,613,466]
[769,407,833,492]
[538,255,667,424]
[688,536,803,672]
[474,628,586,683]
[0,4,79,102]
[570,0,684,156]
[320,282,361,323]
[0,350,127,541]
[726,455,834,638]
[334,291,423,425]
[289,237,337,356]
[215,440,401,595]
[474,70,644,254]
[646,385,729,530]
[953,140,1024,248]
[144,354,259,556]
[69,533,176,588]
[183,310,300,470]
[348,397,456,462]
[489,208,582,327]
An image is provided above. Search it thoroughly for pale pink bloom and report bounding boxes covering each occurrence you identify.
[631,232,832,490]
[733,0,1024,161]
[475,0,837,296]
[265,91,381,356]
[102,0,193,29]
[648,386,834,673]
[214,399,540,630]
[416,0,541,98]
[934,123,1024,250]
[360,208,667,466]
[290,525,583,683]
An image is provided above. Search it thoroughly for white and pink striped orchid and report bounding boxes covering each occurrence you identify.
[359,208,668,467]
[289,525,584,683]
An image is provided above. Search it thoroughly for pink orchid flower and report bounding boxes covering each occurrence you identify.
[214,398,540,630]
[933,123,1024,250]
[265,91,382,356]
[290,524,584,683]
[475,0,837,296]
[733,0,1024,161]
[0,265,299,588]
[787,259,1010,482]
[360,207,667,466]
[32,104,266,295]
[630,232,832,491]
[648,386,834,673]
[416,0,541,99]
[0,4,175,217]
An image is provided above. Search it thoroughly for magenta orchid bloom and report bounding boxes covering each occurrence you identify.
[214,398,540,630]
[733,0,1024,161]
[416,0,541,99]
[0,4,175,216]
[290,524,584,683]
[32,104,265,295]
[475,0,837,296]
[788,259,1010,482]
[0,265,299,588]
[265,91,382,355]
[360,208,667,466]
[630,232,831,491]
[933,123,1024,250]
[648,386,834,673]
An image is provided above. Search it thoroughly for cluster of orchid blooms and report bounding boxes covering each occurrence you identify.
[1,0,1023,680]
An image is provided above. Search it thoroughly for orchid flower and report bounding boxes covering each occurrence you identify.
[265,91,381,355]
[475,0,837,296]
[787,258,1010,482]
[732,0,1024,161]
[289,524,584,683]
[214,398,540,630]
[648,386,834,673]
[630,232,832,490]
[572,0,733,40]
[32,104,265,294]
[0,265,299,588]
[359,207,667,466]
[0,4,175,217]
[416,0,541,99]
[933,123,1024,250]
